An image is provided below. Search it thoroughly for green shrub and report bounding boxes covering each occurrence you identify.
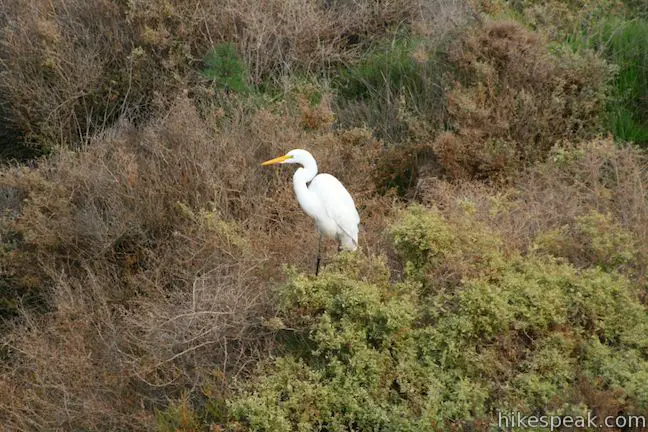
[513,138,648,279]
[389,205,505,284]
[591,18,648,146]
[334,34,448,142]
[622,0,648,16]
[337,36,416,100]
[202,43,250,94]
[228,253,491,431]
[507,0,622,41]
[533,210,637,270]
[388,205,459,279]
[583,339,648,410]
[156,394,202,432]
[226,206,648,430]
[504,0,648,146]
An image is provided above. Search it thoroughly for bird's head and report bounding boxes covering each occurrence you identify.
[261,149,313,167]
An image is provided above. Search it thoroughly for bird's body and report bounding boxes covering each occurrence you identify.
[302,173,359,251]
[261,149,360,260]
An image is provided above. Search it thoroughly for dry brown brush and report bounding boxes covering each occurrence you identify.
[0,0,429,154]
[0,95,387,430]
[432,20,613,179]
[420,137,648,282]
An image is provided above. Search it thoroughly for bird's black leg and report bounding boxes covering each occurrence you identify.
[315,233,323,276]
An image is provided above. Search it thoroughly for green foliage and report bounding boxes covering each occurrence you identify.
[512,333,578,408]
[229,253,489,431]
[226,206,648,430]
[156,396,201,432]
[156,391,228,432]
[622,0,648,16]
[337,37,419,101]
[389,206,458,278]
[202,43,250,94]
[591,18,648,145]
[583,338,648,410]
[389,205,504,282]
[334,35,447,141]
[505,0,648,146]
[533,210,637,270]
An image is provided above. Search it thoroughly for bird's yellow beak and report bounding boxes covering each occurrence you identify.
[261,154,292,166]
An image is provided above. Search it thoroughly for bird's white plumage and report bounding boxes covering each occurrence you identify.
[309,173,359,250]
[261,149,360,251]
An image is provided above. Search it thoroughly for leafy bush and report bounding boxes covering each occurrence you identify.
[419,137,648,281]
[225,206,648,430]
[202,43,250,94]
[623,0,648,16]
[519,139,648,276]
[509,0,623,41]
[331,0,475,145]
[533,210,637,270]
[334,36,446,141]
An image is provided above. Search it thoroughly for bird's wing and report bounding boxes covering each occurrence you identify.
[309,173,360,243]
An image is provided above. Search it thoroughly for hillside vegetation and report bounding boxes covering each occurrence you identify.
[0,0,647,431]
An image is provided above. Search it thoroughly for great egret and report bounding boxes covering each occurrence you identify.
[261,149,360,275]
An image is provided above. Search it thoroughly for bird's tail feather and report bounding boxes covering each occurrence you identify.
[340,234,358,251]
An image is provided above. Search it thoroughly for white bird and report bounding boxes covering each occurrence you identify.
[261,149,360,275]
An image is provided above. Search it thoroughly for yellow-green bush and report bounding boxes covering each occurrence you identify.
[225,206,648,430]
[533,210,637,270]
[419,137,648,284]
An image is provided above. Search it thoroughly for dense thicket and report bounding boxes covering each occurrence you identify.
[0,0,646,430]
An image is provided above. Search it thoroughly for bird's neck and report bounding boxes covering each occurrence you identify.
[297,156,318,183]
[293,162,320,219]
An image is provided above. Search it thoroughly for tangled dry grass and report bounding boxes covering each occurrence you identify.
[433,20,612,179]
[420,137,648,281]
[0,94,390,430]
[0,0,433,153]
